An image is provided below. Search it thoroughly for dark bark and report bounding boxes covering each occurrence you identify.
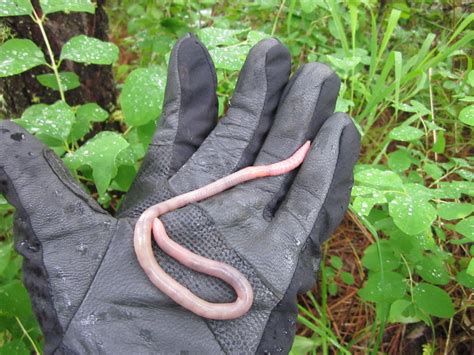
[0,0,117,118]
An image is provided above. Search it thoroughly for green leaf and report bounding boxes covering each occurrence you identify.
[64,132,129,196]
[330,255,343,269]
[340,271,355,285]
[415,255,450,285]
[0,241,12,275]
[198,27,245,48]
[0,339,29,355]
[247,30,269,45]
[459,105,474,126]
[456,270,474,288]
[389,126,424,141]
[14,101,75,142]
[362,241,400,271]
[300,0,318,13]
[389,195,437,235]
[0,39,46,77]
[389,299,420,324]
[438,202,474,220]
[36,72,80,91]
[432,131,445,153]
[388,150,411,172]
[76,103,109,122]
[69,103,109,142]
[413,283,454,318]
[0,280,34,318]
[0,0,33,16]
[289,336,319,354]
[424,162,444,180]
[355,168,403,190]
[455,217,474,241]
[358,271,406,303]
[209,45,250,71]
[61,35,119,65]
[39,0,95,14]
[467,258,474,277]
[120,67,166,126]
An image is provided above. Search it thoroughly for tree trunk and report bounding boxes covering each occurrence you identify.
[0,0,117,118]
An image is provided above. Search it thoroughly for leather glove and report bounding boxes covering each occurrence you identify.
[0,33,360,354]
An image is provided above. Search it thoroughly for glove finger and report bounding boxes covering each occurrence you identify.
[170,38,291,194]
[118,33,218,216]
[255,114,360,292]
[248,62,340,216]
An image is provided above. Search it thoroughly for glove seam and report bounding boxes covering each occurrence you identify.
[55,217,119,352]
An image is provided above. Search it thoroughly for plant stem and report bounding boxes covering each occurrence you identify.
[31,8,66,102]
[15,316,41,355]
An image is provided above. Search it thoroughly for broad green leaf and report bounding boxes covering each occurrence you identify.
[0,39,46,77]
[457,169,474,181]
[289,336,319,355]
[455,217,474,241]
[413,283,454,318]
[355,168,403,190]
[404,183,434,201]
[0,242,12,275]
[456,270,474,288]
[76,103,108,122]
[247,30,269,45]
[0,339,29,354]
[0,280,34,318]
[120,67,166,126]
[415,255,450,285]
[468,70,474,86]
[358,271,406,303]
[459,105,474,126]
[14,101,75,142]
[467,258,474,277]
[388,150,411,172]
[353,194,386,216]
[300,0,318,13]
[389,126,424,141]
[69,103,109,142]
[36,72,80,91]
[437,203,474,220]
[61,35,119,65]
[432,130,446,153]
[389,195,436,235]
[64,132,129,196]
[362,241,400,271]
[39,0,95,14]
[198,27,245,48]
[351,185,378,196]
[0,0,33,16]
[424,162,444,180]
[209,45,250,71]
[389,299,420,324]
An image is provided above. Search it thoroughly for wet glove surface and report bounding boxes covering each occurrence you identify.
[0,34,360,354]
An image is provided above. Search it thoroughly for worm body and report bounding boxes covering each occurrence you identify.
[134,141,311,320]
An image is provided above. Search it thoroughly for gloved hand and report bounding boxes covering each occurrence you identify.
[0,34,360,354]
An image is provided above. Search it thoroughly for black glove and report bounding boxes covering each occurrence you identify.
[0,33,360,354]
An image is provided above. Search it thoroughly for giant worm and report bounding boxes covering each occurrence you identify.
[134,141,311,320]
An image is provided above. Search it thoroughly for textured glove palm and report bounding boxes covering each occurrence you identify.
[0,34,360,354]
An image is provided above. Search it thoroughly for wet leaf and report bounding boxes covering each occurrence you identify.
[0,39,46,77]
[0,0,33,17]
[389,126,424,141]
[36,72,80,91]
[39,0,95,14]
[389,195,436,235]
[61,35,119,65]
[413,283,454,318]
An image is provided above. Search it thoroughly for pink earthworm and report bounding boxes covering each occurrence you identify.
[134,141,311,320]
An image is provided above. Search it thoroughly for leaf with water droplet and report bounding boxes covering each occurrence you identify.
[413,283,454,318]
[437,202,474,220]
[120,67,165,126]
[14,101,75,142]
[39,0,95,14]
[355,168,403,191]
[61,35,118,65]
[198,27,246,48]
[358,271,406,303]
[0,39,46,77]
[69,103,109,142]
[362,241,400,271]
[0,0,33,17]
[415,255,450,285]
[389,125,424,142]
[459,105,474,126]
[389,195,436,235]
[37,71,80,91]
[209,45,250,71]
[64,132,129,196]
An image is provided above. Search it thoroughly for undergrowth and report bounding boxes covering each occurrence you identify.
[0,0,472,353]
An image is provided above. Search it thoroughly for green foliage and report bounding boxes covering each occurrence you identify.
[1,0,473,353]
